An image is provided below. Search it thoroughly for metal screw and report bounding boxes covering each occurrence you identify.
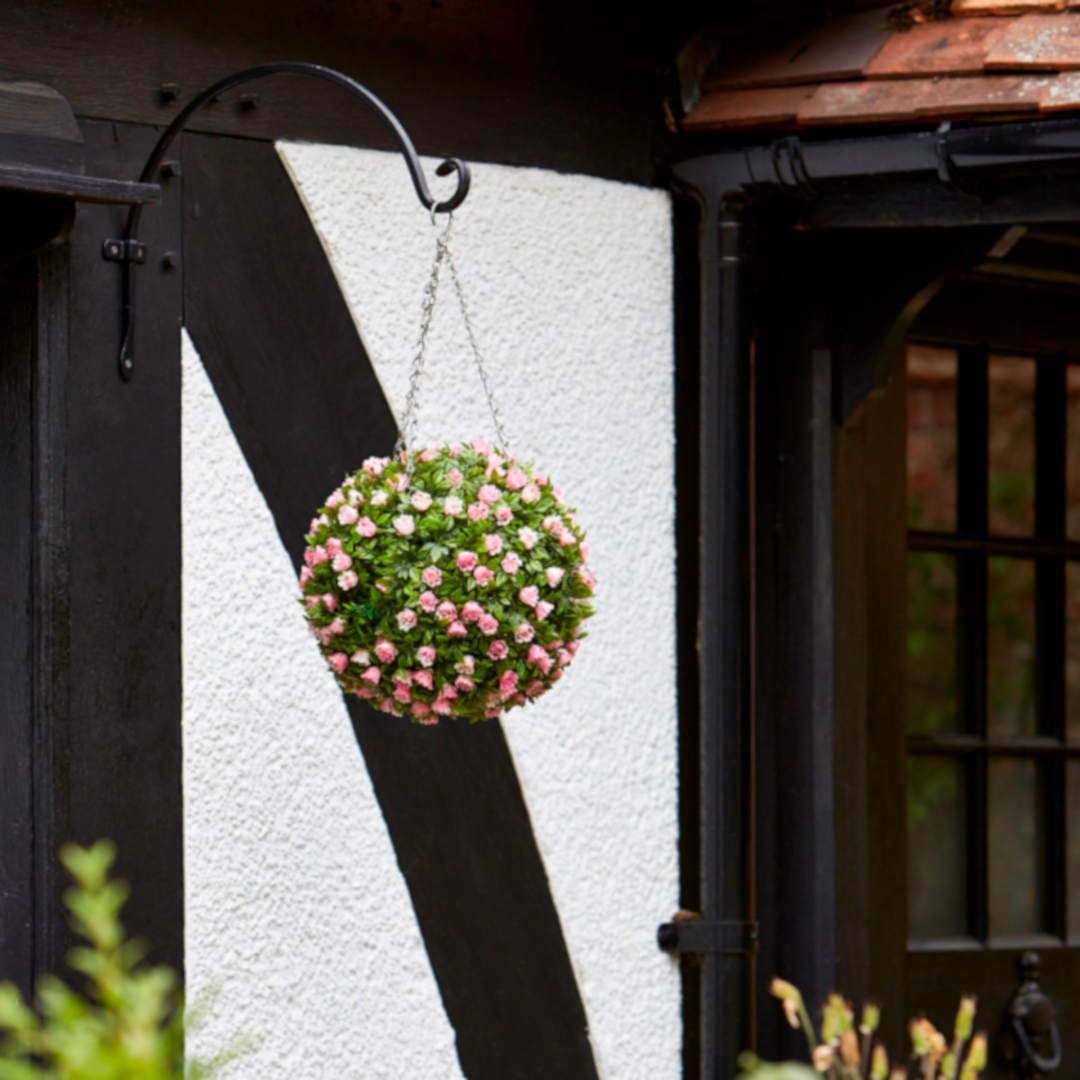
[160,160,181,179]
[161,251,177,270]
[158,82,180,104]
[106,242,119,257]
[122,357,133,370]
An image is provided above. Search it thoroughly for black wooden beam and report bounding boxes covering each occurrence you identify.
[180,132,598,1080]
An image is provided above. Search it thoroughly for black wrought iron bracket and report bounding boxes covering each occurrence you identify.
[105,61,471,380]
[657,914,758,956]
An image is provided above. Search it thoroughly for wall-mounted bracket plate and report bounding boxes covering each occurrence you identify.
[102,239,146,264]
[657,915,759,956]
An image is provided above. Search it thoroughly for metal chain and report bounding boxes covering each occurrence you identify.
[394,213,511,468]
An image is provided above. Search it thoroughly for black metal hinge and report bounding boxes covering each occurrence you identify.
[657,913,759,956]
[102,239,146,264]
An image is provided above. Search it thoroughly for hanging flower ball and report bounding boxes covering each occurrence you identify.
[298,441,595,724]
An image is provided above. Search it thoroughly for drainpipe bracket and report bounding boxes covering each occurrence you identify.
[657,915,759,955]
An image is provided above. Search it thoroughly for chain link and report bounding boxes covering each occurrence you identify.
[394,213,511,470]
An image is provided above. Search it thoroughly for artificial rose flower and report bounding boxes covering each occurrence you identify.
[351,649,370,666]
[447,467,464,488]
[329,617,346,634]
[411,490,433,512]
[332,552,352,573]
[436,600,457,622]
[393,683,412,703]
[328,652,348,674]
[374,638,398,664]
[525,679,545,697]
[371,489,389,506]
[527,644,553,675]
[322,593,338,612]
[337,570,359,590]
[532,473,546,485]
[353,686,374,699]
[461,600,484,623]
[467,502,489,522]
[441,683,458,699]
[431,697,453,717]
[484,534,503,555]
[397,608,418,631]
[494,505,513,526]
[413,669,434,690]
[362,456,388,474]
[418,590,439,613]
[448,444,462,457]
[478,484,500,505]
[326,490,345,508]
[501,553,522,575]
[578,567,596,590]
[416,645,436,668]
[476,613,497,635]
[319,626,335,645]
[355,516,377,538]
[444,495,464,516]
[455,655,475,674]
[308,517,322,536]
[580,540,590,560]
[517,527,538,550]
[559,532,576,547]
[472,438,492,455]
[362,665,381,685]
[456,550,478,572]
[299,565,314,586]
[393,474,409,493]
[394,514,416,536]
[338,504,359,525]
[455,675,475,692]
[485,707,502,719]
[305,596,320,610]
[542,515,564,535]
[514,621,536,644]
[348,488,364,506]
[545,567,565,587]
[447,620,468,638]
[535,600,554,620]
[521,484,541,504]
[474,566,495,587]
[421,565,442,587]
[325,537,343,557]
[487,639,509,660]
[498,668,519,700]
[418,448,437,462]
[305,545,328,566]
[392,671,412,687]
[505,466,527,490]
[519,585,539,607]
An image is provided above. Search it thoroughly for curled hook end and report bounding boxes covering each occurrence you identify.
[431,158,471,214]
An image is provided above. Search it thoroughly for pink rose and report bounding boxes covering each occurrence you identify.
[393,474,409,493]
[393,671,412,687]
[394,683,412,703]
[332,552,353,573]
[517,527,538,550]
[514,621,536,644]
[467,502,489,522]
[411,490,433,512]
[421,565,442,587]
[519,585,539,608]
[338,504,359,525]
[557,648,572,668]
[394,515,416,536]
[353,686,374,699]
[487,640,509,660]
[448,444,462,457]
[329,652,348,674]
[322,593,338,612]
[299,566,314,586]
[419,590,439,613]
[485,707,502,719]
[521,484,541,504]
[371,490,388,506]
[578,567,596,590]
[418,448,437,462]
[545,567,565,587]
[308,517,322,536]
[501,553,521,575]
[478,484,500,505]
[431,697,453,717]
[362,456,387,474]
[416,645,436,668]
[351,649,370,666]
[362,665,381,685]
[455,675,475,692]
[328,620,345,640]
[484,534,503,555]
[337,570,359,590]
[461,600,484,623]
[543,515,564,535]
[374,639,398,664]
[505,466,527,490]
[494,505,513,526]
[305,545,328,566]
[559,532,576,547]
[472,438,491,455]
[436,600,458,622]
[527,644,553,675]
[413,669,434,690]
[441,683,458,699]
[456,551,478,572]
[477,613,499,635]
[535,600,554,620]
[305,596,320,610]
[319,626,334,645]
[525,679,545,697]
[326,489,345,508]
[532,473,546,485]
[348,488,364,506]
[580,540,590,560]
[498,668,519,700]
[444,495,464,516]
[447,620,468,638]
[455,655,475,674]
[356,516,377,538]
[397,608,418,631]
[447,468,465,488]
[326,537,344,557]
[474,566,495,587]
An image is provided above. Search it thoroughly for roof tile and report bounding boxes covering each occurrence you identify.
[682,85,816,131]
[863,17,1013,77]
[797,78,935,123]
[985,12,1080,67]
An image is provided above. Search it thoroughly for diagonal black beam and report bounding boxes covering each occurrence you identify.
[181,131,598,1080]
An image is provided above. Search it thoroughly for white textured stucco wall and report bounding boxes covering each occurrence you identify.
[183,145,678,1077]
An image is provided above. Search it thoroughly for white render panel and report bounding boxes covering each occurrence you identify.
[277,144,680,1079]
[181,329,464,1080]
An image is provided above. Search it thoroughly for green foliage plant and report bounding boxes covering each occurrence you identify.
[738,978,987,1080]
[0,840,226,1080]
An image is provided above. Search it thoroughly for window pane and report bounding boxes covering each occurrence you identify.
[987,556,1036,737]
[908,552,957,735]
[1067,364,1080,541]
[908,756,968,940]
[989,758,1047,937]
[988,355,1035,537]
[907,346,957,532]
